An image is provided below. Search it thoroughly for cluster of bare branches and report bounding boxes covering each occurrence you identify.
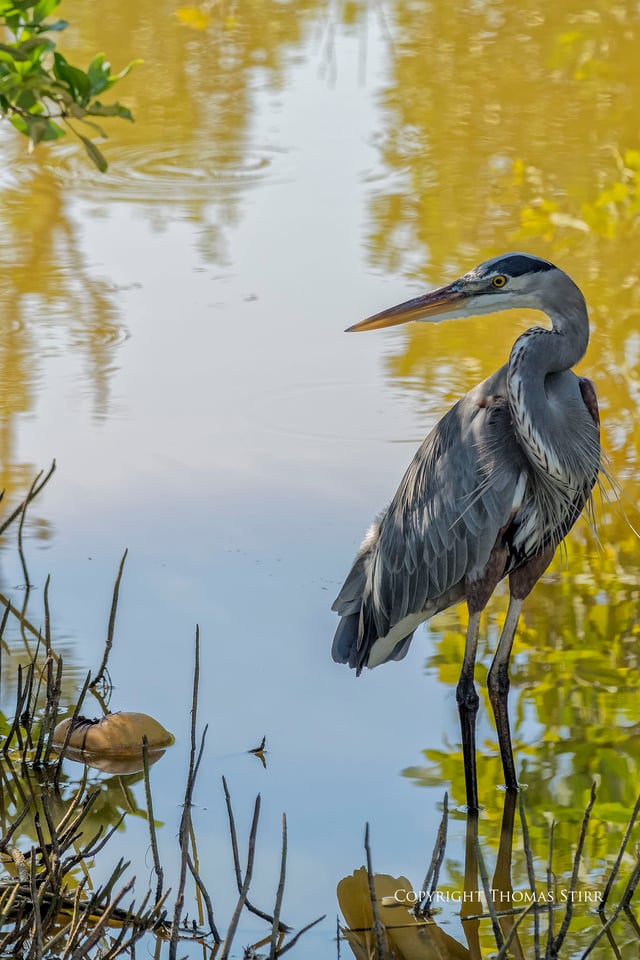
[0,466,323,959]
[5,467,639,960]
[151,628,325,960]
[344,788,640,960]
[0,774,167,957]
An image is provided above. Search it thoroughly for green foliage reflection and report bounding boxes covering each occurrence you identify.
[362,0,640,885]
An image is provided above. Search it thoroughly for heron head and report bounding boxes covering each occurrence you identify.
[347,252,561,332]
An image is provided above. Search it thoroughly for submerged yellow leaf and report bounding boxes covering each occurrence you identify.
[337,868,470,960]
[52,712,175,774]
[176,7,210,30]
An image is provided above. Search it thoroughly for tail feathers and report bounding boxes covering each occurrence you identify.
[332,517,416,672]
[332,518,381,616]
[387,633,413,663]
[331,548,369,670]
[331,613,359,667]
[331,559,367,615]
[331,610,416,674]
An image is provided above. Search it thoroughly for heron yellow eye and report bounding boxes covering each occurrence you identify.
[492,275,507,288]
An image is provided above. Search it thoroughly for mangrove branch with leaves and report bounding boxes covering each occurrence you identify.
[0,0,137,170]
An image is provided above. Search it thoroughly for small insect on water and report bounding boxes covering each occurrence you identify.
[332,253,601,811]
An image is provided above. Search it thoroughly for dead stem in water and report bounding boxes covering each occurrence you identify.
[0,469,324,958]
[338,786,640,960]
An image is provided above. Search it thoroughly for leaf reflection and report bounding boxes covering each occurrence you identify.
[337,789,640,959]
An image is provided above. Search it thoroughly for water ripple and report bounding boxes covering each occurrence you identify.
[56,141,293,203]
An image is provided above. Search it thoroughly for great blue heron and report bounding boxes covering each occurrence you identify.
[332,252,600,811]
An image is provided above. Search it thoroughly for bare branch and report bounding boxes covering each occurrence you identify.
[92,548,128,687]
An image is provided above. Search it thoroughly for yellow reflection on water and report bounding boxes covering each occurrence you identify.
[0,0,330,503]
[361,0,640,871]
[0,1,638,952]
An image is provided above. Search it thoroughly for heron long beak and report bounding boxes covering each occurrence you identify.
[346,281,468,332]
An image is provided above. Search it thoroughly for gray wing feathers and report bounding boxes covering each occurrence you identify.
[332,613,359,664]
[332,519,380,617]
[370,402,514,638]
[333,370,523,668]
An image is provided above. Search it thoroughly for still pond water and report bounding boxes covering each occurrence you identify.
[2,1,640,956]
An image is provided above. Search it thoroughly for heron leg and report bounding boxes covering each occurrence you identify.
[459,546,508,811]
[457,610,482,811]
[487,546,555,792]
[487,595,523,792]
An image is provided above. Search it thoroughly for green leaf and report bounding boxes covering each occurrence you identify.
[79,115,107,139]
[87,100,133,122]
[0,73,21,98]
[66,101,86,119]
[15,87,37,110]
[28,116,49,144]
[86,53,109,94]
[77,133,107,172]
[32,0,61,24]
[0,41,28,61]
[18,37,53,64]
[86,53,141,95]
[10,111,63,142]
[3,13,22,35]
[40,117,64,139]
[53,51,90,101]
[43,18,67,31]
[111,58,143,82]
[0,6,135,170]
[9,112,28,135]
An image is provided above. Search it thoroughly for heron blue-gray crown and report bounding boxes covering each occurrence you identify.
[471,252,555,278]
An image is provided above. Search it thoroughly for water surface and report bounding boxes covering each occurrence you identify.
[1,1,640,955]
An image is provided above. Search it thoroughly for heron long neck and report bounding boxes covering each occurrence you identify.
[507,293,590,483]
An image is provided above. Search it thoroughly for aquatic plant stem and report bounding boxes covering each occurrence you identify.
[269,813,287,959]
[92,548,128,688]
[364,823,386,959]
[142,736,164,905]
